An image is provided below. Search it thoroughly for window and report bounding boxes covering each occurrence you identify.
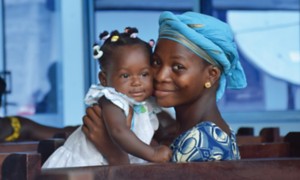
[219,10,300,112]
[211,0,300,135]
[0,0,63,127]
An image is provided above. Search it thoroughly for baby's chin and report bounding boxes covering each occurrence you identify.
[127,92,150,102]
[131,96,147,102]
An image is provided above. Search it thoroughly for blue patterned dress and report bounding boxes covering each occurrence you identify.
[170,121,240,162]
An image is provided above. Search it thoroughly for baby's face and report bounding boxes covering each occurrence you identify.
[105,45,153,102]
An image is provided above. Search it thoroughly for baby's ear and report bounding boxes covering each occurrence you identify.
[99,71,107,86]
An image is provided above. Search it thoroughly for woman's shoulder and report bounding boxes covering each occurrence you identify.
[171,121,236,149]
[170,121,240,162]
[194,121,236,138]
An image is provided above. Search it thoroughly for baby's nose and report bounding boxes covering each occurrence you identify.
[131,76,142,86]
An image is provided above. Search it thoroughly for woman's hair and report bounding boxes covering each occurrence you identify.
[93,27,153,71]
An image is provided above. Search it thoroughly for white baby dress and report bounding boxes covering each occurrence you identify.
[42,84,160,168]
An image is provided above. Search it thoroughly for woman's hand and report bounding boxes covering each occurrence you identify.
[82,105,105,145]
[82,105,129,165]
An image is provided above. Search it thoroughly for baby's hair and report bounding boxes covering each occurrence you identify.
[93,27,153,71]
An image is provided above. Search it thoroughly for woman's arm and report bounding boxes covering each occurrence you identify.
[82,104,129,165]
[100,97,171,163]
[154,111,178,146]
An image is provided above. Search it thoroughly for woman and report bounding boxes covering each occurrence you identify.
[82,11,247,163]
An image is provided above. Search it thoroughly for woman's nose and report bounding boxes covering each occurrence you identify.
[154,66,170,82]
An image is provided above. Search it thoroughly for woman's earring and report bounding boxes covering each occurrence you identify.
[204,82,211,88]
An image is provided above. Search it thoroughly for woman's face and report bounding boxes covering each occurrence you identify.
[151,39,209,107]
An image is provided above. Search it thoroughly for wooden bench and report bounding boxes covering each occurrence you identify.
[35,131,299,163]
[0,138,64,179]
[239,142,290,158]
[37,131,300,179]
[239,132,300,159]
[284,132,300,157]
[2,131,299,179]
[0,153,11,170]
[37,138,65,164]
[237,127,255,136]
[0,152,41,180]
[0,138,65,166]
[237,127,281,145]
[38,158,300,180]
[0,141,39,153]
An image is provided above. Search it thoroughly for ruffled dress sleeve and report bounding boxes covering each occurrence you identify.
[85,84,142,117]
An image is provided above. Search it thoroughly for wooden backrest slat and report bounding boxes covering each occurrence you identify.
[0,141,39,153]
[37,138,66,164]
[239,142,290,159]
[38,158,300,180]
[236,136,262,145]
[259,127,281,142]
[0,152,41,180]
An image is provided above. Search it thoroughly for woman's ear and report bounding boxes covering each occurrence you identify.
[99,71,107,86]
[208,65,221,85]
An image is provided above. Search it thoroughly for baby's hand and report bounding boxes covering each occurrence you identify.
[151,145,172,163]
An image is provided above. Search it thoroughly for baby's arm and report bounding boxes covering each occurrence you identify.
[100,97,171,163]
[82,105,129,165]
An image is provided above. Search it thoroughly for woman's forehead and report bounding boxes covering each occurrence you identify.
[155,39,183,54]
[155,39,203,60]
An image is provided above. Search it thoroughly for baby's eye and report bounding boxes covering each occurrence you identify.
[121,74,130,78]
[141,72,149,77]
[151,59,161,66]
[173,64,185,71]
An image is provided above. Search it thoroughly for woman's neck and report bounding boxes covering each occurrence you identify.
[174,92,222,134]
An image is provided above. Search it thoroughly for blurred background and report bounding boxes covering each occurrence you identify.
[0,0,299,135]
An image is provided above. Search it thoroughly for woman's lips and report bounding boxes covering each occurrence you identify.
[154,89,174,97]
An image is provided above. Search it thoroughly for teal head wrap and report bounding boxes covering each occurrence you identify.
[158,11,247,101]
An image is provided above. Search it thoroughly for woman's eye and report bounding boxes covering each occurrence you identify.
[173,64,185,71]
[121,74,129,78]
